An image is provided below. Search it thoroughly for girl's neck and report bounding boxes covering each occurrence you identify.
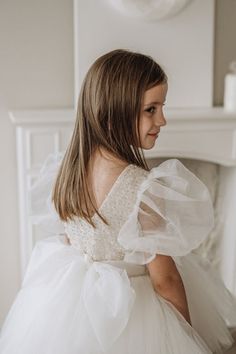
[89,146,128,171]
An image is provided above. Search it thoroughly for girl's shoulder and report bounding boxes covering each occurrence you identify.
[125,163,149,181]
[101,163,147,208]
[117,163,148,195]
[115,158,209,200]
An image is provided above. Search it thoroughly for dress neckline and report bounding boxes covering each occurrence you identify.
[91,163,134,219]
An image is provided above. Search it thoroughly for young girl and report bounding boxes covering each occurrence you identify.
[0,49,236,354]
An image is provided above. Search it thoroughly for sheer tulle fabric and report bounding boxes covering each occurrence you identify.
[0,236,213,354]
[29,151,65,235]
[1,155,236,354]
[118,159,215,264]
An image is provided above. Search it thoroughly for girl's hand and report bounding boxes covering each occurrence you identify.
[64,234,71,245]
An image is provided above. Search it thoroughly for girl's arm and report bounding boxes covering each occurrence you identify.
[147,255,191,325]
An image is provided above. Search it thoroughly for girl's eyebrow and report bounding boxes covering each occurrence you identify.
[144,100,165,106]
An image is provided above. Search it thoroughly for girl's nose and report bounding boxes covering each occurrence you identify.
[160,114,167,127]
[155,110,167,127]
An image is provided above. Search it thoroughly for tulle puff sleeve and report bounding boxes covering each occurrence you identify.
[117,159,215,265]
[29,151,65,236]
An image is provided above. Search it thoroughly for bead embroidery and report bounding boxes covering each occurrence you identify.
[64,165,148,261]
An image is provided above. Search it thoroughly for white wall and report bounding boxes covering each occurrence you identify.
[0,0,236,327]
[75,0,214,108]
[0,0,73,326]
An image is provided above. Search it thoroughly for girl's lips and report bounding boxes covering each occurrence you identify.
[148,132,159,137]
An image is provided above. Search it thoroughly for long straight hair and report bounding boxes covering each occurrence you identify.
[52,49,167,227]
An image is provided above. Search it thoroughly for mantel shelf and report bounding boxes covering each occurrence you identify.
[9,109,75,125]
[9,106,236,167]
[9,107,236,125]
[165,107,236,121]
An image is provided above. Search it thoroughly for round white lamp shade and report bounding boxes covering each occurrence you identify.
[107,0,193,21]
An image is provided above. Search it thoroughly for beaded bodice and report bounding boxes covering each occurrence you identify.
[64,164,148,261]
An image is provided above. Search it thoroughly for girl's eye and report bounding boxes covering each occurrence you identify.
[145,106,156,114]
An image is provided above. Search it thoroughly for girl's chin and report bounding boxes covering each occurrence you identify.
[140,142,156,150]
[136,137,158,150]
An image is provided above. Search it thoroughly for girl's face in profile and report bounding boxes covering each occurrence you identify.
[138,83,167,150]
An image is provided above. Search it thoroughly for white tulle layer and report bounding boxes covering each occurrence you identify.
[0,235,236,354]
[118,159,215,264]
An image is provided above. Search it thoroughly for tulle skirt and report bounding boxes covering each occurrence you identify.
[0,235,236,354]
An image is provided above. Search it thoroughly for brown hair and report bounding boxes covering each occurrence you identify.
[52,49,167,227]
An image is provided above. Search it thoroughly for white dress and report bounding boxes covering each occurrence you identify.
[0,154,236,354]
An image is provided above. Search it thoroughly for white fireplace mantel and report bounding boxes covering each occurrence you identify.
[10,106,236,166]
[9,107,236,295]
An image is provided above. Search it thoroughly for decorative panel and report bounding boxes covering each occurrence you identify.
[9,109,74,278]
[26,129,60,169]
